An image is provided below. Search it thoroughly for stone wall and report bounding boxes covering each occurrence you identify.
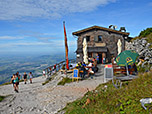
[77,29,127,60]
[126,38,152,64]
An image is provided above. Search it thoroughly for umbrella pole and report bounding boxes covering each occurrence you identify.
[126,64,130,76]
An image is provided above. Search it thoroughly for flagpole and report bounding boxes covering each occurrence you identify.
[64,21,67,76]
[63,21,69,76]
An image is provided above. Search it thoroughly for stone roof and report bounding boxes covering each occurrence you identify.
[72,25,130,36]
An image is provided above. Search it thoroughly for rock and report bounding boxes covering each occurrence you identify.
[140,98,152,110]
[29,107,36,111]
[125,38,152,64]
[15,106,23,113]
[146,43,151,47]
[7,104,12,107]
[142,39,147,46]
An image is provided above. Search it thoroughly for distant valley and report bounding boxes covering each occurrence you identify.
[0,54,75,84]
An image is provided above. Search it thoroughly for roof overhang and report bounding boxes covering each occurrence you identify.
[72,25,130,36]
[76,47,107,53]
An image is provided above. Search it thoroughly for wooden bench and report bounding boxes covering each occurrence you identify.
[112,64,135,75]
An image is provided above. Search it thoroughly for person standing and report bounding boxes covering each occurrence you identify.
[43,70,45,77]
[96,53,99,64]
[16,72,20,81]
[23,72,27,84]
[93,58,97,67]
[16,72,20,91]
[13,74,19,92]
[29,72,33,84]
[53,64,56,72]
[10,74,15,91]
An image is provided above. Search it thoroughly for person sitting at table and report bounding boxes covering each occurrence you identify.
[60,64,65,74]
[79,64,86,79]
[87,61,94,77]
[132,63,138,74]
[82,62,86,67]
[76,62,81,68]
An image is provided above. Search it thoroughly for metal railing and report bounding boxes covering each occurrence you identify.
[43,59,76,77]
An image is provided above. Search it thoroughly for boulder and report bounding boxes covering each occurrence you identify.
[125,38,152,63]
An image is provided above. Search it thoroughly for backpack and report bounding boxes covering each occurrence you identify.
[18,75,20,80]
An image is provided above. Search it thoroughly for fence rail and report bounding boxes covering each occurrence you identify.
[43,59,76,76]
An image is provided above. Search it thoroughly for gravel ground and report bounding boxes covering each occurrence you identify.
[0,65,105,114]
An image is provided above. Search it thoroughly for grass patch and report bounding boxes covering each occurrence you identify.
[0,82,11,86]
[42,77,53,85]
[0,96,5,102]
[42,73,57,85]
[137,64,152,73]
[57,77,73,85]
[63,71,152,114]
[0,79,24,86]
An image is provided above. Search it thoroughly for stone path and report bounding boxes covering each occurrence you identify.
[0,65,105,114]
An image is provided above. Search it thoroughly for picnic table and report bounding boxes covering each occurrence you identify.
[112,75,138,88]
[112,64,138,88]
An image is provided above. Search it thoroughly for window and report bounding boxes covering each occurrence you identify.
[98,35,102,42]
[86,36,90,42]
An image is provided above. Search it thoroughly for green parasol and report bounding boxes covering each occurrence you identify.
[116,50,139,66]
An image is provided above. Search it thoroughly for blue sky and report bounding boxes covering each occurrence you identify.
[0,0,152,56]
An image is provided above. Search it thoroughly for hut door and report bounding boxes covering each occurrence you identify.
[98,53,102,63]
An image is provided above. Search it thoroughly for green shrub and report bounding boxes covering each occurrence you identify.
[42,77,53,85]
[57,77,73,85]
[139,27,152,37]
[0,96,5,102]
[42,73,57,85]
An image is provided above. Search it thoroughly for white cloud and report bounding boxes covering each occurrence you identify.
[0,40,76,48]
[0,42,47,48]
[0,0,116,20]
[0,36,25,39]
[18,30,57,42]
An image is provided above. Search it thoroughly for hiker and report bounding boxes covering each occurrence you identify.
[29,72,33,84]
[13,74,19,92]
[96,53,99,64]
[53,64,56,72]
[23,72,27,84]
[10,74,15,91]
[16,71,21,81]
[43,70,46,77]
[102,57,106,64]
[16,72,20,90]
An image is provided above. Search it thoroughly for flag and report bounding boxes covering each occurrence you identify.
[63,21,69,70]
